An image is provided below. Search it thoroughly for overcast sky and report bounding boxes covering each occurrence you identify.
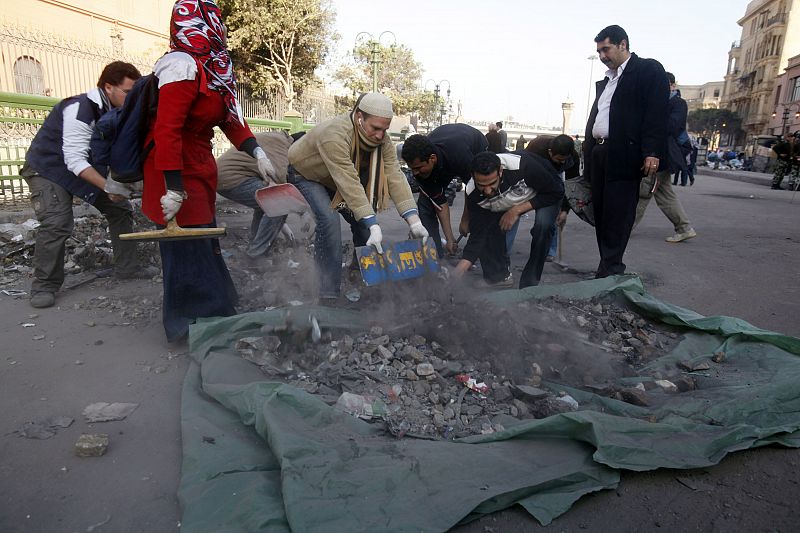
[326,0,747,129]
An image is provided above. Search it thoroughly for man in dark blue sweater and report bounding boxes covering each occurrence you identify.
[22,61,156,308]
[401,124,487,257]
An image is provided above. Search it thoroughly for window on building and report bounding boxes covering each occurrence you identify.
[714,89,720,97]
[775,86,782,105]
[791,77,800,102]
[14,56,45,95]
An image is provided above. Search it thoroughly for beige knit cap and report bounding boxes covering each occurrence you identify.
[357,92,394,119]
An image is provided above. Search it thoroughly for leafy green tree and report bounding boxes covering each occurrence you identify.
[218,0,337,107]
[334,42,430,116]
[687,108,742,139]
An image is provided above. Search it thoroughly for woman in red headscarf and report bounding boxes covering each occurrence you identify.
[142,0,276,342]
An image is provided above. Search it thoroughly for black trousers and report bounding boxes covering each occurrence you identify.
[418,193,443,257]
[590,143,640,277]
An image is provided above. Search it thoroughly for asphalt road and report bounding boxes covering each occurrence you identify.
[0,172,798,532]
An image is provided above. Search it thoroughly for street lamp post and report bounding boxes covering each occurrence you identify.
[354,31,397,93]
[585,55,598,126]
[425,79,451,127]
[771,103,800,137]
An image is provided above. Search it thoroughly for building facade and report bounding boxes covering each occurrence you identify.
[720,0,800,143]
[679,81,725,112]
[1,0,172,98]
[766,53,800,135]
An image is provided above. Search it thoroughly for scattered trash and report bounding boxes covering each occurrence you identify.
[85,515,112,532]
[15,416,74,439]
[32,335,45,341]
[22,323,35,328]
[74,434,109,457]
[712,351,726,363]
[655,380,678,393]
[82,402,139,423]
[456,374,489,394]
[335,392,387,419]
[202,436,216,445]
[556,394,579,410]
[1,289,27,297]
[287,259,300,269]
[345,288,361,302]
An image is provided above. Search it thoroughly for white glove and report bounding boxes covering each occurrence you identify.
[366,224,383,254]
[254,147,276,183]
[104,175,132,199]
[405,214,429,244]
[160,190,185,221]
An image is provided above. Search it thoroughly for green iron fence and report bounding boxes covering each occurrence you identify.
[0,91,309,205]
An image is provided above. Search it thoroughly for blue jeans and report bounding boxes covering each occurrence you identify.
[547,224,558,258]
[505,218,520,266]
[218,176,286,257]
[418,193,443,257]
[287,166,368,298]
[519,203,560,288]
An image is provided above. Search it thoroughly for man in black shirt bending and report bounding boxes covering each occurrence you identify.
[401,124,488,256]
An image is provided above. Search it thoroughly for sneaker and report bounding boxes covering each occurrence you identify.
[115,265,161,279]
[665,228,697,243]
[771,185,785,190]
[545,255,555,262]
[478,273,514,289]
[30,291,55,309]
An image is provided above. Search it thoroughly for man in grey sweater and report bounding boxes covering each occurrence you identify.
[216,131,293,257]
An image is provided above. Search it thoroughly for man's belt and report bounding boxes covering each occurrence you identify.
[594,137,608,145]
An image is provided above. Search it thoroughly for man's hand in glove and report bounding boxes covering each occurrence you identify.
[405,214,429,244]
[104,175,133,200]
[366,224,383,254]
[160,190,185,221]
[254,147,276,183]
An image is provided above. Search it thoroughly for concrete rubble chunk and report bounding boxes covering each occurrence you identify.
[82,402,139,423]
[619,387,650,406]
[74,433,109,457]
[654,379,678,392]
[511,385,550,401]
[416,363,435,377]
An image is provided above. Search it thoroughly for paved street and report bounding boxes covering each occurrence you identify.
[0,171,798,531]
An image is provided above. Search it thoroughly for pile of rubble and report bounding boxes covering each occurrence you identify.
[232,294,714,440]
[0,205,160,288]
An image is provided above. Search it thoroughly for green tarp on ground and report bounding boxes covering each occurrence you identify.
[178,276,800,532]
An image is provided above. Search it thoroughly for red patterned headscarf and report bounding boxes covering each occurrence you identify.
[169,0,242,125]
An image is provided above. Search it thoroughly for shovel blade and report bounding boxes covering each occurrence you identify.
[356,239,440,286]
[255,184,309,217]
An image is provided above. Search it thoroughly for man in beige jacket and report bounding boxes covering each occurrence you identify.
[288,92,427,300]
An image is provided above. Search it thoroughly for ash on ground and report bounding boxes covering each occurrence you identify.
[233,289,713,440]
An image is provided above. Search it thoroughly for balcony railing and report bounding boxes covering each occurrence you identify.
[767,13,787,27]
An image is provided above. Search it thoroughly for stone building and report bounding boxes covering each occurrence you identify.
[720,0,800,142]
[766,53,800,135]
[1,0,171,98]
[678,81,725,112]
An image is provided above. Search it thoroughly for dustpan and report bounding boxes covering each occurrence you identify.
[255,184,309,217]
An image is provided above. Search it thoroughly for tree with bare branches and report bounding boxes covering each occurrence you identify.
[218,0,337,108]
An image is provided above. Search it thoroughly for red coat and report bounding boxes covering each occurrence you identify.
[142,77,253,226]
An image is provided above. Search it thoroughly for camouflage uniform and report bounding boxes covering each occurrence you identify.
[772,136,800,190]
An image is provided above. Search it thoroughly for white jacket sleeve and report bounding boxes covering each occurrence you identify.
[62,101,94,177]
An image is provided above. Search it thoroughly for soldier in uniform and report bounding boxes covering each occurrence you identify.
[771,131,800,190]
